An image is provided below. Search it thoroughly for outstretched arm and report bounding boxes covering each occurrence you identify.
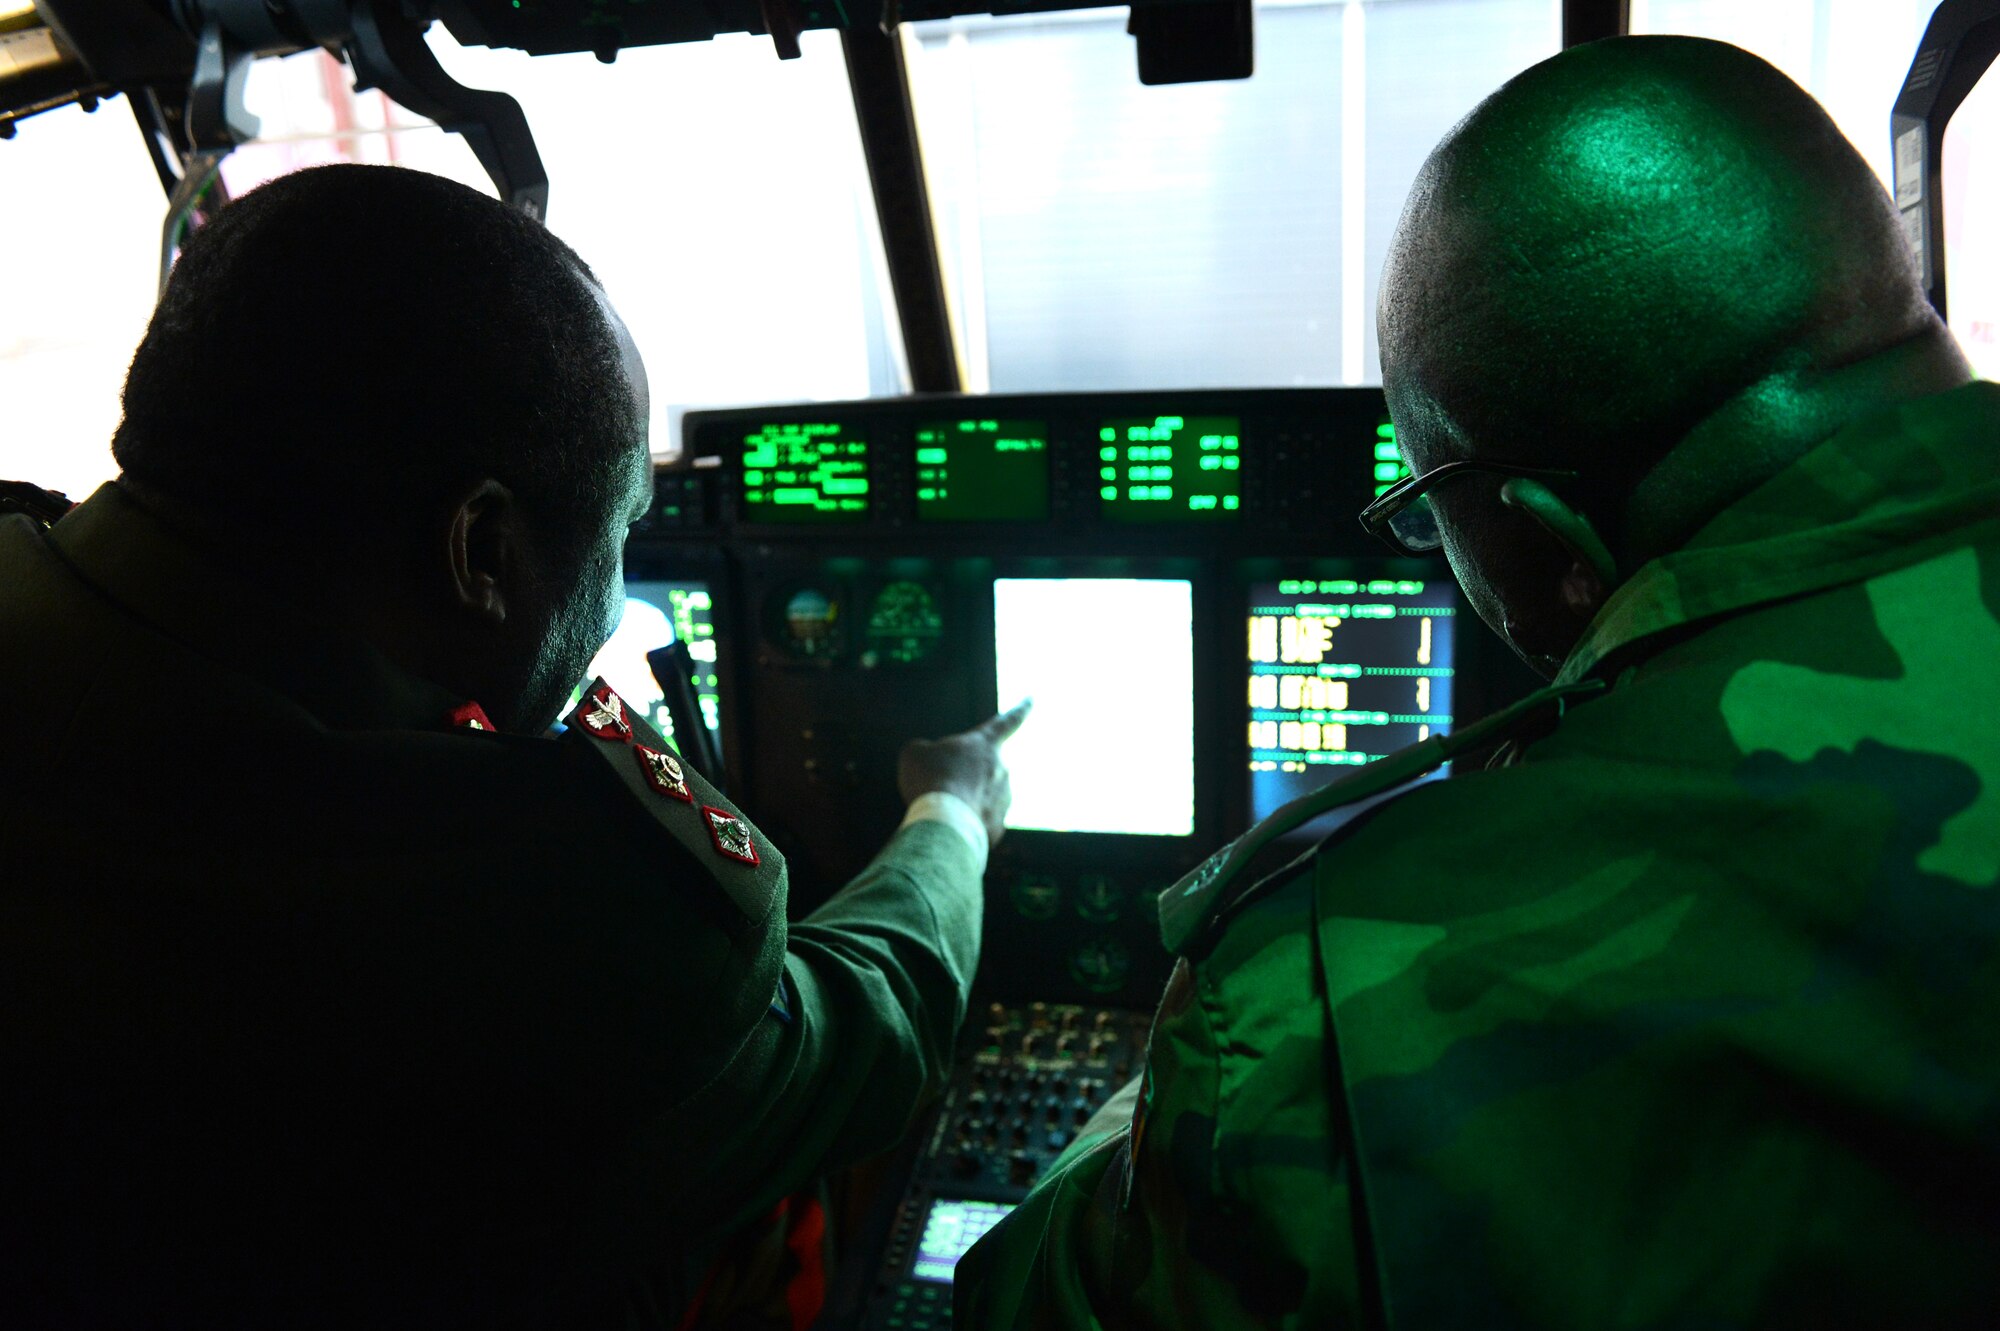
[663,705,1034,1240]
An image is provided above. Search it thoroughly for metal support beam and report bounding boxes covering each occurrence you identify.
[1562,0,1628,48]
[842,26,961,395]
[1892,0,2000,318]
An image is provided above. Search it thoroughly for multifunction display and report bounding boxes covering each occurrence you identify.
[910,1198,1015,1284]
[1098,415,1242,522]
[994,578,1196,837]
[1247,576,1457,820]
[740,422,870,522]
[915,419,1050,522]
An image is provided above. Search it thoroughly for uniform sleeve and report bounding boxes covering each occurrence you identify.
[653,817,985,1240]
[550,682,986,1261]
[956,870,1365,1331]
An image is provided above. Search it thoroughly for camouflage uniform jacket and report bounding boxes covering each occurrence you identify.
[957,380,2000,1329]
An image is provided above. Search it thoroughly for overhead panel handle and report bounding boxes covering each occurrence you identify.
[1891,0,2000,317]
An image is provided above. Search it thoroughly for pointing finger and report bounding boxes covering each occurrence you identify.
[979,699,1034,744]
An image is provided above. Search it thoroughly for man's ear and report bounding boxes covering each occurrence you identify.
[446,479,519,625]
[1498,477,1617,619]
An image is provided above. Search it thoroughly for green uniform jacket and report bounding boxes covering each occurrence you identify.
[0,484,983,1328]
[958,381,2000,1329]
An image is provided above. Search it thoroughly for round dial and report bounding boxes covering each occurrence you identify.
[778,586,842,659]
[1067,938,1132,994]
[1011,874,1062,922]
[863,580,945,666]
[1074,874,1126,923]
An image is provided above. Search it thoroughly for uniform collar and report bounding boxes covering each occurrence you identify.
[48,481,472,733]
[1556,380,2000,685]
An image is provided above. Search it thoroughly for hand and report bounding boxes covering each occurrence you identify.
[897,701,1033,848]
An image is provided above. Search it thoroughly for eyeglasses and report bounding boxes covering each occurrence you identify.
[1358,459,1579,556]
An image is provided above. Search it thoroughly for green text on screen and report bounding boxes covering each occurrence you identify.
[741,423,870,522]
[915,419,1050,522]
[1098,415,1242,523]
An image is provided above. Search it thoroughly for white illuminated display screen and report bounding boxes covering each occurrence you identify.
[993,578,1195,837]
[910,1198,1015,1283]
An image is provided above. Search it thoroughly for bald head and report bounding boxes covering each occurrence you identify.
[1375,36,1972,678]
[1381,35,1934,478]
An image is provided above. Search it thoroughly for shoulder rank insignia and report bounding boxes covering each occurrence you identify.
[703,805,761,866]
[578,684,633,741]
[560,680,784,934]
[448,701,496,732]
[634,743,695,804]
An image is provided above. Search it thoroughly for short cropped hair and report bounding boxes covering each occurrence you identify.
[113,164,637,548]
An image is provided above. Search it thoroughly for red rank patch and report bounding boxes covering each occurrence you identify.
[577,685,632,741]
[702,805,760,866]
[634,744,694,804]
[449,701,497,732]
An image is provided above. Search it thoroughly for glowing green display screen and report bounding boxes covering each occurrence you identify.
[914,419,1050,522]
[1098,415,1241,523]
[1373,417,1411,495]
[741,423,870,523]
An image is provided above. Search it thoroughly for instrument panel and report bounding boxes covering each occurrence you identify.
[654,388,1410,549]
[618,387,1540,1331]
[629,387,1540,1007]
[841,1002,1154,1331]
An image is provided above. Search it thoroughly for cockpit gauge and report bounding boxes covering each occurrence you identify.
[1067,939,1132,994]
[1074,874,1126,924]
[862,580,946,667]
[1011,874,1062,921]
[775,585,844,660]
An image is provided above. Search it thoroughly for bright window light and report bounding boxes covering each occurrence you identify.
[0,29,904,497]
[904,0,1561,393]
